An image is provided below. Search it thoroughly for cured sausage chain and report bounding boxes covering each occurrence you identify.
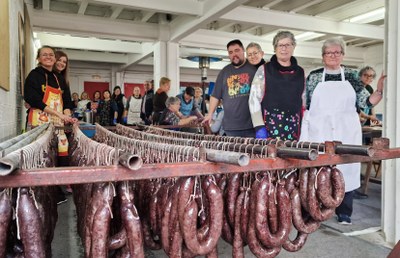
[0,122,347,258]
[0,125,58,257]
[70,124,345,258]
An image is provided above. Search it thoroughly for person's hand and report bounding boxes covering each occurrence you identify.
[201,114,212,125]
[255,127,268,139]
[61,114,78,124]
[376,72,387,92]
[369,114,378,122]
[189,116,198,124]
[113,118,117,125]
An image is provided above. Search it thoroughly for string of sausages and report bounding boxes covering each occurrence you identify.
[76,124,344,257]
[116,123,267,158]
[0,124,59,257]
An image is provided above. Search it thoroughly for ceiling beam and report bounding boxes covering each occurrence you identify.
[110,6,124,19]
[78,0,89,15]
[290,0,325,13]
[169,0,248,42]
[92,0,202,16]
[141,11,155,22]
[42,0,50,11]
[63,49,128,64]
[263,0,283,9]
[27,5,159,42]
[36,33,142,53]
[181,29,365,63]
[119,43,154,70]
[221,6,384,40]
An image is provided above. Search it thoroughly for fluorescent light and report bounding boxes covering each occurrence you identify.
[295,32,325,41]
[348,7,385,23]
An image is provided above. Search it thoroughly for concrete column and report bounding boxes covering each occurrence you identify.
[153,41,180,96]
[114,71,123,92]
[382,0,400,245]
[153,41,167,91]
[166,42,180,97]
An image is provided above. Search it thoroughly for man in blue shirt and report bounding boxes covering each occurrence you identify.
[176,87,203,118]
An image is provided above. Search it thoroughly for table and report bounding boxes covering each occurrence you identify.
[361,126,382,194]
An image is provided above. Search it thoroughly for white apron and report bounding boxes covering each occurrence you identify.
[127,96,142,124]
[300,68,362,192]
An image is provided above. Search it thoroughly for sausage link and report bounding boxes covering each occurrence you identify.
[267,184,278,234]
[108,228,126,250]
[90,206,111,258]
[0,190,12,258]
[169,213,183,258]
[90,183,114,258]
[218,176,234,244]
[121,203,145,258]
[168,182,182,256]
[119,181,145,257]
[84,183,107,257]
[255,178,292,248]
[181,181,223,255]
[160,190,173,255]
[290,189,321,234]
[330,167,345,207]
[282,230,308,252]
[240,189,250,243]
[307,168,335,221]
[299,168,309,212]
[226,173,241,228]
[284,171,298,195]
[115,244,130,258]
[149,181,161,236]
[233,191,245,258]
[247,181,281,258]
[17,188,46,258]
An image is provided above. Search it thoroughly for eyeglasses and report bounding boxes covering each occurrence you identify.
[277,43,293,49]
[41,53,55,57]
[362,73,375,78]
[323,51,343,57]
[247,51,259,57]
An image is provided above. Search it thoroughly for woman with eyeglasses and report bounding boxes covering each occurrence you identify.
[249,31,305,141]
[358,66,380,126]
[300,37,386,225]
[24,45,77,155]
[158,96,197,126]
[246,42,266,68]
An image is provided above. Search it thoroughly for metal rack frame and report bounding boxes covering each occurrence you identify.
[0,138,397,188]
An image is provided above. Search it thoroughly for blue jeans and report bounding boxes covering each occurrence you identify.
[335,190,355,217]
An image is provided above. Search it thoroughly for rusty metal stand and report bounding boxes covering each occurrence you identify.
[0,138,398,189]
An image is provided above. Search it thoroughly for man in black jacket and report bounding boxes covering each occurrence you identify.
[140,80,154,125]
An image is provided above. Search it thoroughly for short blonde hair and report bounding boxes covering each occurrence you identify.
[159,77,171,86]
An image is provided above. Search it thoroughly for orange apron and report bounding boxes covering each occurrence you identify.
[27,73,68,156]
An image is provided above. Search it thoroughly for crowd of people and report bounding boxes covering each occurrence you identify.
[23,31,387,222]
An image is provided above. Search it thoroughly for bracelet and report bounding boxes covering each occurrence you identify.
[376,90,383,95]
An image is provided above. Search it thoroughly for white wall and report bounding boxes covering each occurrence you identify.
[0,0,25,141]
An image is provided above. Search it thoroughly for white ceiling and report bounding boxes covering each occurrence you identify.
[25,0,385,70]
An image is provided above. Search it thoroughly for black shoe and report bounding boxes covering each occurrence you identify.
[354,190,368,199]
[337,214,352,225]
